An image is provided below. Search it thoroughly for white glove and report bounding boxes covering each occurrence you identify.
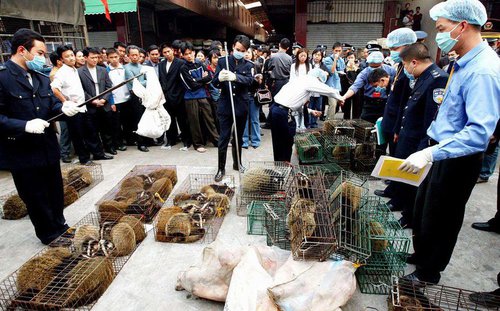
[62,101,81,117]
[399,147,434,174]
[219,69,237,82]
[25,119,49,134]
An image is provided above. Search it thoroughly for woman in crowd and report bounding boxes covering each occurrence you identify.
[343,51,362,119]
[196,50,206,64]
[289,48,310,131]
[308,48,329,127]
[74,49,86,68]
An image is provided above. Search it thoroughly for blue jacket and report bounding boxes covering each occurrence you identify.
[180,61,211,100]
[323,55,345,90]
[213,55,254,117]
[0,60,63,170]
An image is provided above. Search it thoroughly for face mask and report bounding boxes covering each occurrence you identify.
[374,86,385,93]
[23,51,46,72]
[233,49,245,60]
[390,51,401,63]
[435,23,462,54]
[448,56,456,62]
[403,64,416,81]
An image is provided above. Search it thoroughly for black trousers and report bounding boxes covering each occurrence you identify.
[129,93,152,147]
[270,104,296,162]
[93,108,120,151]
[11,163,68,244]
[413,152,483,280]
[66,112,105,163]
[185,98,219,149]
[217,113,247,169]
[165,100,192,147]
[266,79,288,126]
[116,100,135,145]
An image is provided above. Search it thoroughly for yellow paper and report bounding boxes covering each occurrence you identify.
[378,159,424,182]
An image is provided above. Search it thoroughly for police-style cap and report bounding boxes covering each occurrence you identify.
[367,51,384,64]
[366,43,382,53]
[316,44,327,50]
[415,30,428,40]
[486,38,498,43]
[387,28,417,48]
[430,0,487,26]
[342,43,355,51]
[292,42,303,49]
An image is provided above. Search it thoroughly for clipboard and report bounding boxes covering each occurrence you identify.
[371,156,432,187]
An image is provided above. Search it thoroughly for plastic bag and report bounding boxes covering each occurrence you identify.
[136,105,171,139]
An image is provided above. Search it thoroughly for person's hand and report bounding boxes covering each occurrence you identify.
[394,133,399,143]
[311,110,322,117]
[111,104,117,112]
[62,101,81,117]
[334,53,340,60]
[25,118,49,134]
[337,96,345,106]
[254,73,263,84]
[202,71,208,78]
[489,135,497,145]
[219,69,236,82]
[399,147,434,174]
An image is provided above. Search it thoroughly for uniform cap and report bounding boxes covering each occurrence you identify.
[367,51,384,64]
[386,28,417,48]
[366,43,382,53]
[415,30,428,40]
[430,0,487,26]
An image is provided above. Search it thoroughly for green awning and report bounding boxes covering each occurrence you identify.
[84,0,137,15]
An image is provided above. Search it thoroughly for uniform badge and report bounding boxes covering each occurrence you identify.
[433,88,445,104]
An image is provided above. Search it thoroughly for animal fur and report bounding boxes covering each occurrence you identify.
[287,197,317,242]
[98,200,129,222]
[73,225,100,255]
[207,193,230,216]
[200,185,216,195]
[64,167,93,191]
[241,168,285,193]
[149,168,177,186]
[369,221,388,251]
[303,146,319,160]
[2,194,28,220]
[388,294,424,311]
[332,145,350,161]
[120,176,145,190]
[65,257,115,306]
[156,206,183,237]
[17,251,68,292]
[63,186,79,207]
[119,215,146,242]
[342,182,362,211]
[110,223,136,256]
[149,177,173,200]
[165,213,192,238]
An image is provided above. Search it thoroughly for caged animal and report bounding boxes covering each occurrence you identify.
[369,221,388,252]
[73,225,100,255]
[110,222,136,256]
[388,294,424,311]
[241,168,285,194]
[63,186,80,207]
[16,247,72,293]
[2,194,28,220]
[119,215,146,242]
[98,200,129,221]
[149,177,173,200]
[331,145,351,161]
[64,167,93,191]
[165,213,204,243]
[331,181,363,211]
[207,193,230,217]
[149,168,178,186]
[156,206,183,237]
[287,197,317,242]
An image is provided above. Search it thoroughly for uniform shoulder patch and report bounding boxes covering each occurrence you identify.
[433,88,445,104]
[431,70,441,78]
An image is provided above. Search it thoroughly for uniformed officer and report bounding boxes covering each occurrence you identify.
[399,0,500,284]
[213,35,254,182]
[0,29,80,244]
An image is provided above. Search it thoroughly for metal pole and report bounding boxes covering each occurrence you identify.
[137,1,144,48]
[224,41,242,182]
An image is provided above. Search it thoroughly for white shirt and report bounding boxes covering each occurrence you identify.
[289,63,308,80]
[275,75,341,111]
[51,64,86,110]
[88,66,99,95]
[166,60,172,73]
[107,64,130,104]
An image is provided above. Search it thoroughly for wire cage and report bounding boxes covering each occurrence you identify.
[287,168,337,261]
[352,143,377,175]
[61,163,104,206]
[390,276,500,310]
[294,133,324,164]
[320,134,357,169]
[327,170,371,263]
[0,191,28,220]
[351,119,375,143]
[247,200,272,236]
[294,163,343,190]
[96,165,177,223]
[0,212,144,311]
[237,161,294,217]
[323,119,356,138]
[264,200,290,251]
[154,174,236,244]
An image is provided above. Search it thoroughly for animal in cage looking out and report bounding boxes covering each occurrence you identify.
[241,168,286,194]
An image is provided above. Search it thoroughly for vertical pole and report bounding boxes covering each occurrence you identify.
[137,0,144,47]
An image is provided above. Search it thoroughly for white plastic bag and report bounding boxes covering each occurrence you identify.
[136,105,171,139]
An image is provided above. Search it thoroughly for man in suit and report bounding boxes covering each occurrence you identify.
[144,45,161,76]
[158,42,191,149]
[78,47,116,156]
[0,29,80,244]
[213,35,254,181]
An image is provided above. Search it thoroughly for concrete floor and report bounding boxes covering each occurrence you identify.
[0,124,499,311]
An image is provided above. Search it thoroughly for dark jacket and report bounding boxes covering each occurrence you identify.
[0,60,63,170]
[396,63,448,156]
[158,58,185,108]
[213,55,254,117]
[382,63,411,134]
[179,61,211,100]
[78,65,112,114]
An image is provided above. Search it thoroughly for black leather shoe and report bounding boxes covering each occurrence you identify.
[61,156,72,163]
[374,189,390,198]
[401,271,440,286]
[138,146,149,152]
[469,289,500,308]
[94,154,114,160]
[117,145,127,151]
[471,221,500,233]
[405,253,418,265]
[106,148,117,155]
[214,169,225,182]
[387,203,402,212]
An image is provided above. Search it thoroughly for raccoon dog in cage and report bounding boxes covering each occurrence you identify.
[241,168,286,193]
[2,194,28,220]
[63,167,94,191]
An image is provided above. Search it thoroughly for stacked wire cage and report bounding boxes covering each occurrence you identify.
[154,174,236,244]
[238,161,294,217]
[0,212,145,310]
[295,163,343,190]
[263,200,290,250]
[350,119,377,174]
[356,196,411,295]
[390,276,500,310]
[294,132,324,164]
[321,134,357,170]
[323,119,356,139]
[327,170,372,264]
[287,167,337,261]
[96,165,177,223]
[351,119,375,143]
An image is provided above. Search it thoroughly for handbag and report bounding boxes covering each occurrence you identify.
[256,88,273,105]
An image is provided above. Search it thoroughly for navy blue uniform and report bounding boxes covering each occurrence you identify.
[0,60,68,244]
[389,63,448,226]
[213,55,254,170]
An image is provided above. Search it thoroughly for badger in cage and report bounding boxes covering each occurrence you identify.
[2,194,28,220]
[62,167,94,191]
[241,168,287,194]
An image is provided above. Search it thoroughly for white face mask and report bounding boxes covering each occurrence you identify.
[233,49,245,60]
[435,23,462,54]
